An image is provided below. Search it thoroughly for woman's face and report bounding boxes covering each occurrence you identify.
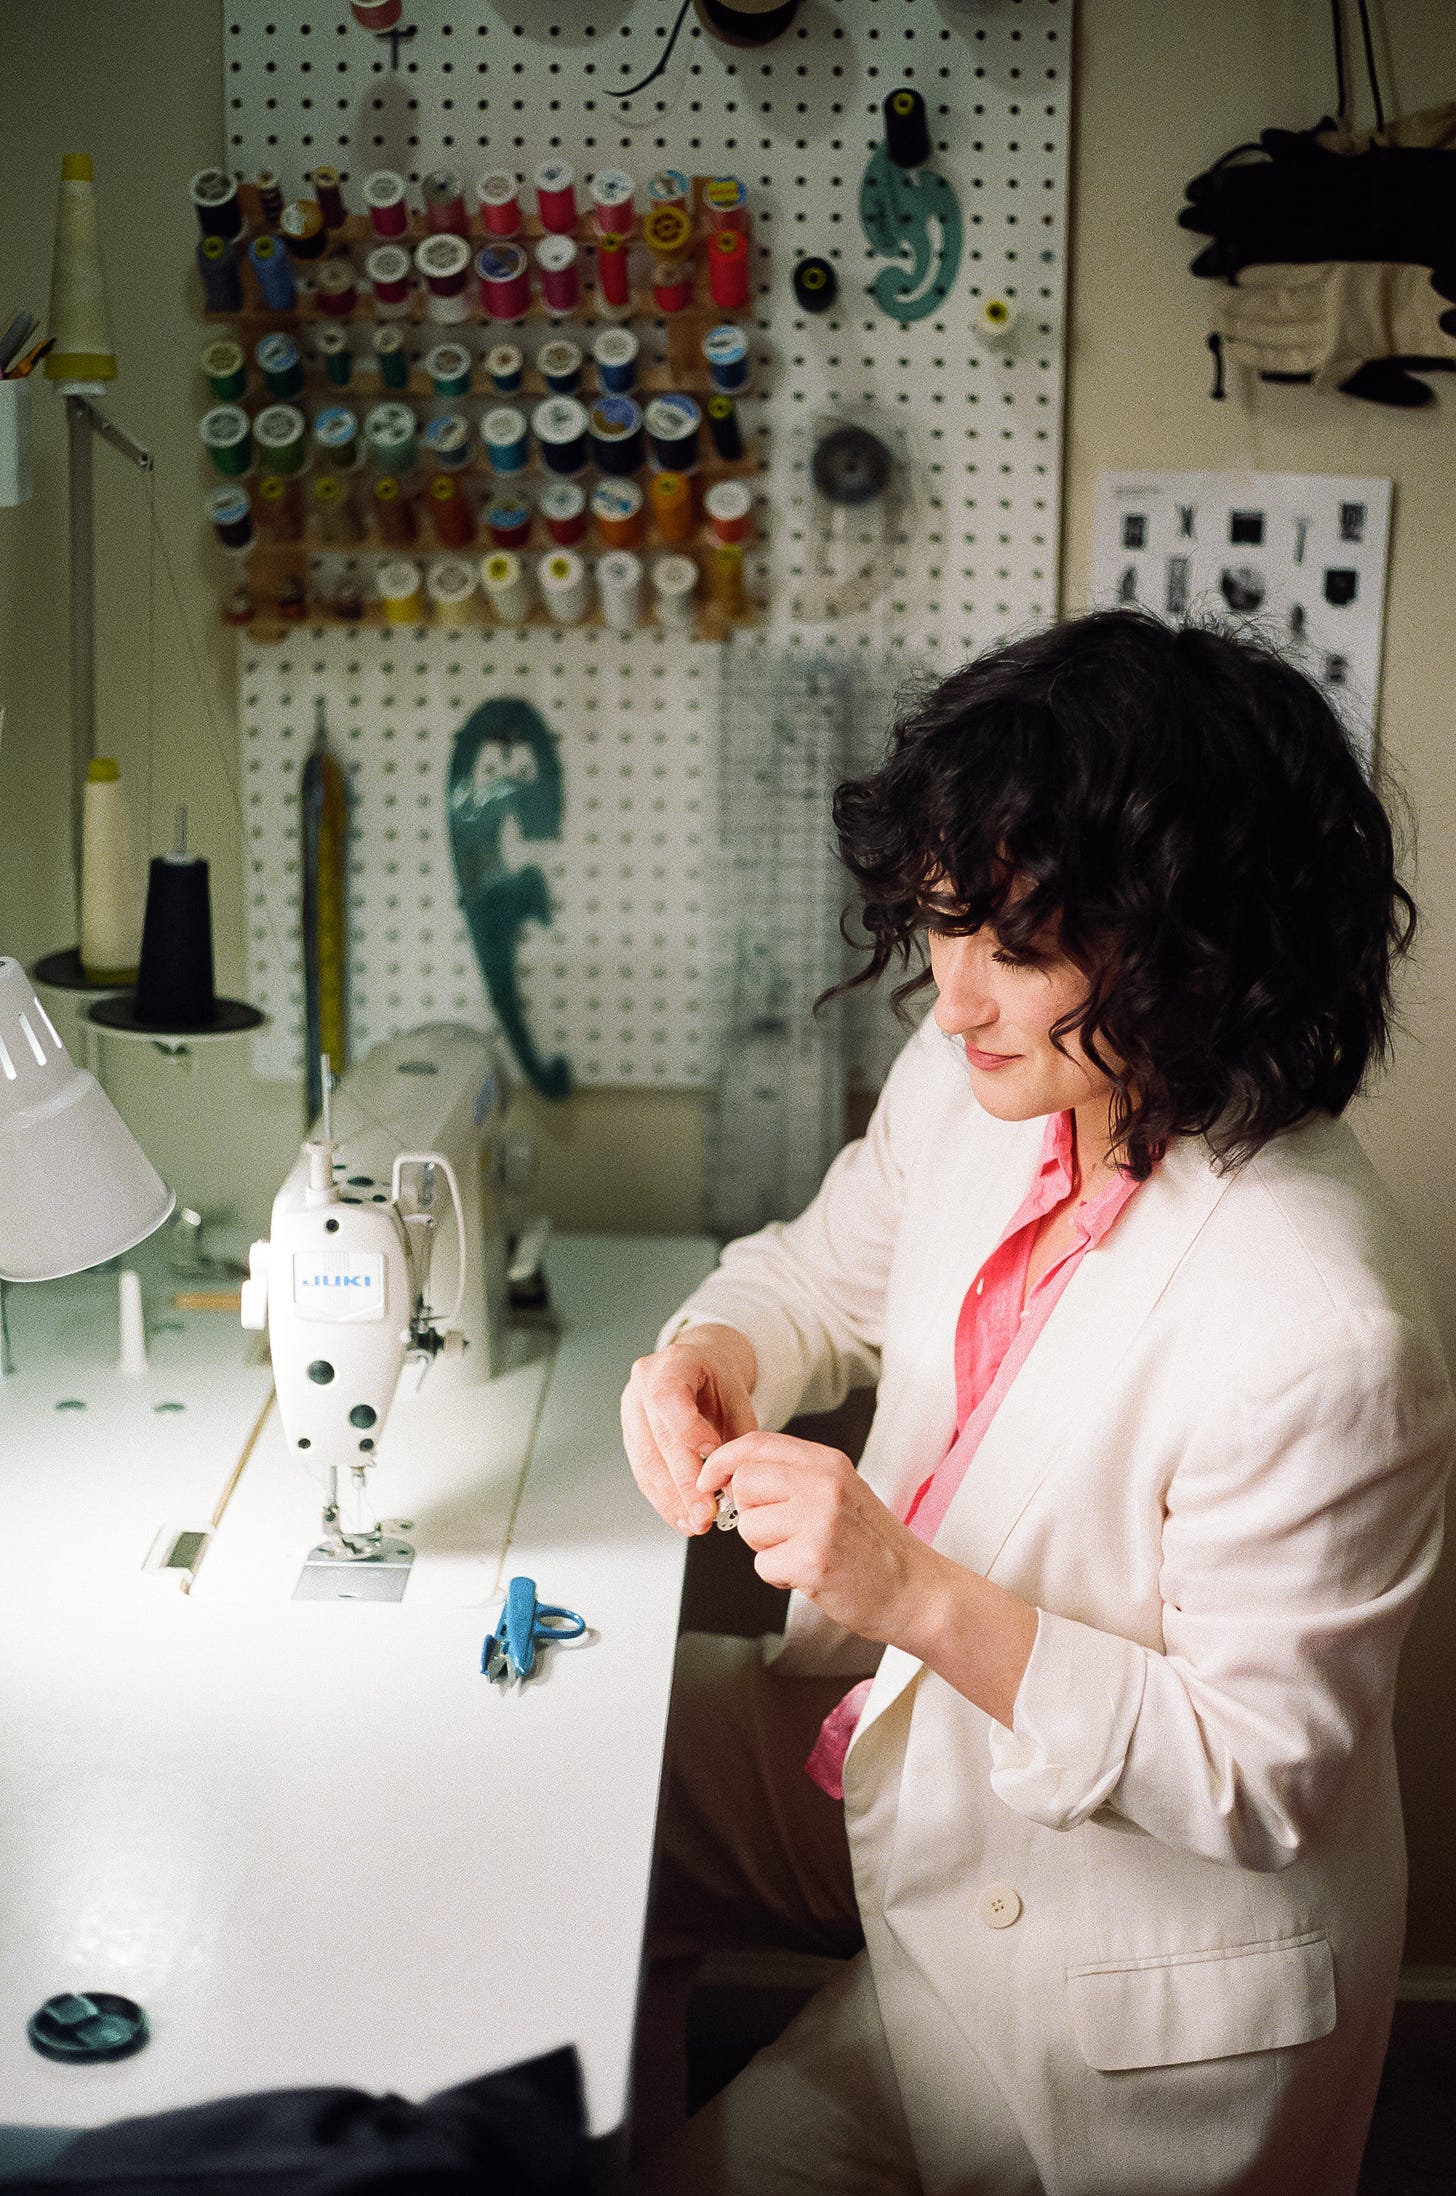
[926,915,1117,1125]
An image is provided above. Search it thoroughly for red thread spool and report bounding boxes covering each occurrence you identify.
[476,241,531,322]
[539,480,587,546]
[372,474,417,547]
[424,170,469,237]
[416,233,471,311]
[311,166,347,230]
[351,0,402,26]
[590,169,635,239]
[708,226,749,310]
[486,494,532,549]
[534,159,577,235]
[703,175,750,234]
[477,171,521,238]
[365,244,412,309]
[314,258,358,318]
[652,259,694,314]
[536,234,580,316]
[596,232,632,310]
[428,472,475,548]
[364,169,409,238]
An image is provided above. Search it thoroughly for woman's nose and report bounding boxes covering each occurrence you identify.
[933,936,998,1032]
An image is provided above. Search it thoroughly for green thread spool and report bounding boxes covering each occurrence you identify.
[256,332,304,400]
[254,403,308,477]
[312,406,361,474]
[199,404,252,477]
[202,339,246,402]
[365,401,418,477]
[372,326,410,392]
[317,327,353,389]
[425,342,472,399]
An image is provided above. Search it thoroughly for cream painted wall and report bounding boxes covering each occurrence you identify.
[0,1,1453,1954]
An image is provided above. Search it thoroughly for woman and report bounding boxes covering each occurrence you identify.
[621,609,1454,2196]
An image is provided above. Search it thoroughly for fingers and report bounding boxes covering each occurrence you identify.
[620,1381,703,1536]
[628,1357,718,1533]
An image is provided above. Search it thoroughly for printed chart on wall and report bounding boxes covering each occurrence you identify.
[1090,471,1392,771]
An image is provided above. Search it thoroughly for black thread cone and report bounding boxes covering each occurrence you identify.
[133,856,217,1028]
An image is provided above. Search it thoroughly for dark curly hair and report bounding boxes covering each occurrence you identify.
[828,609,1416,1180]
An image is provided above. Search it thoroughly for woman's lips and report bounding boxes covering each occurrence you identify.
[964,1043,1018,1071]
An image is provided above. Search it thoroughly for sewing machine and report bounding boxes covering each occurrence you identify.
[240,1024,514,1592]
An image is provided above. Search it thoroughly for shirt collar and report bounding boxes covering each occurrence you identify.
[1034,1108,1144,1245]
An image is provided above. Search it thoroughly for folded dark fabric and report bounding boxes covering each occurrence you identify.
[2,2047,593,2195]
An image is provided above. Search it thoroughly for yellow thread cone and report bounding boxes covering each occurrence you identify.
[45,154,118,391]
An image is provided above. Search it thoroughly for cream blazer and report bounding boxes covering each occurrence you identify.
[662,1013,1455,2196]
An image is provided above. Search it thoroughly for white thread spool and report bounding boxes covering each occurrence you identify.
[597,550,643,635]
[0,378,34,508]
[652,553,699,632]
[978,295,1018,343]
[537,548,590,626]
[117,1268,147,1377]
[79,758,143,982]
[480,549,532,625]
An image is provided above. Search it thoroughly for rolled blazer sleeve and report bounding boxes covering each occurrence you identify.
[989,1309,1454,1871]
[656,1015,939,1431]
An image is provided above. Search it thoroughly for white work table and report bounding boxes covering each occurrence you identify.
[0,1232,713,2142]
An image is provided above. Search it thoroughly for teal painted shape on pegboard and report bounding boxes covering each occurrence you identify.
[858,144,964,325]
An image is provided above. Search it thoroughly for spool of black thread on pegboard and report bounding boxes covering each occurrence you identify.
[884,87,931,170]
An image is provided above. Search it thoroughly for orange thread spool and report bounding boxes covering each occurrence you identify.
[428,472,475,548]
[373,474,418,547]
[650,470,695,546]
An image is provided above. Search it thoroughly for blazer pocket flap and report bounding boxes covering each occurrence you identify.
[1066,1933,1336,2071]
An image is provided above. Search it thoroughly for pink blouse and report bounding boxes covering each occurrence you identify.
[804,1104,1146,1800]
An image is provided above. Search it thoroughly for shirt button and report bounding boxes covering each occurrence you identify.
[977,1882,1023,1931]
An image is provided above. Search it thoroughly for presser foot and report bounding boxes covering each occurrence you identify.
[293,1534,416,1604]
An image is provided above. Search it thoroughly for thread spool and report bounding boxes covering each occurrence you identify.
[326,563,364,621]
[197,236,244,314]
[706,392,743,461]
[364,169,410,238]
[202,338,246,401]
[645,393,701,473]
[427,470,475,547]
[317,326,353,387]
[80,758,142,983]
[588,395,644,476]
[365,244,412,318]
[487,342,524,393]
[592,476,645,548]
[314,258,358,318]
[590,169,635,238]
[254,404,308,477]
[704,478,752,543]
[644,206,693,260]
[482,405,530,475]
[133,834,221,1029]
[428,556,478,626]
[416,232,472,323]
[703,323,750,392]
[364,401,418,475]
[257,472,304,542]
[538,549,590,626]
[649,470,694,544]
[422,412,472,471]
[222,583,254,626]
[651,259,694,315]
[596,232,632,312]
[652,552,698,631]
[255,331,303,399]
[351,0,403,27]
[534,159,577,235]
[254,170,284,226]
[481,549,531,625]
[792,255,838,314]
[647,168,690,214]
[372,324,410,390]
[536,234,580,316]
[280,200,327,261]
[190,168,243,242]
[312,405,360,472]
[199,404,252,478]
[539,479,587,545]
[372,473,417,546]
[538,338,583,395]
[597,549,643,635]
[593,327,638,394]
[486,492,532,548]
[277,570,309,618]
[425,342,472,398]
[707,541,746,617]
[424,170,469,237]
[311,165,347,230]
[248,234,297,311]
[377,557,425,626]
[310,472,360,545]
[703,175,749,233]
[208,483,254,551]
[533,396,589,477]
[477,171,521,238]
[477,242,531,322]
[884,85,931,168]
[978,295,1019,342]
[707,228,750,311]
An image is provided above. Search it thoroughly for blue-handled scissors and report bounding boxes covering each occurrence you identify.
[482,1574,586,1684]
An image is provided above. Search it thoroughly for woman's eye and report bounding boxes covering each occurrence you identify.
[992,948,1034,970]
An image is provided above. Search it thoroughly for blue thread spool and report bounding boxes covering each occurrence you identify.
[703,323,750,394]
[423,411,472,472]
[592,327,639,395]
[208,484,253,552]
[486,343,524,394]
[482,405,530,475]
[425,343,473,399]
[248,234,297,312]
[197,235,244,314]
[532,397,589,479]
[255,331,303,400]
[588,396,645,477]
[645,393,701,474]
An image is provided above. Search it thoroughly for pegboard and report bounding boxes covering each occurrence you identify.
[225,0,1070,1090]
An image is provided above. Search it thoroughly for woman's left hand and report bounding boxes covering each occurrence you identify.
[696,1432,927,1646]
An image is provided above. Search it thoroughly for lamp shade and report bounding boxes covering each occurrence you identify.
[0,957,173,1282]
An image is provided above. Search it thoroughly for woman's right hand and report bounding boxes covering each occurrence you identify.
[621,1324,759,1536]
